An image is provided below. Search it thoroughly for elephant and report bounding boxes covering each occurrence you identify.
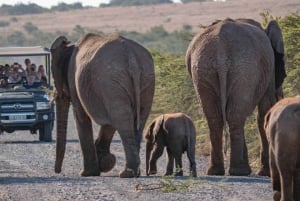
[264,96,300,201]
[144,113,197,177]
[50,33,155,178]
[185,18,286,176]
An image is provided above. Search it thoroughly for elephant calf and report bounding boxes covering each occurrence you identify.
[144,113,197,177]
[264,96,300,201]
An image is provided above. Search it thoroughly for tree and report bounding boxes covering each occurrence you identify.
[106,0,172,7]
[181,0,206,3]
[0,3,47,15]
[50,3,84,12]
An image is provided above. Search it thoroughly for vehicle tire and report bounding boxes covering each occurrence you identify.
[39,121,53,142]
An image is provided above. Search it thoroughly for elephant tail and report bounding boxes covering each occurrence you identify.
[185,116,196,176]
[218,68,229,155]
[127,48,141,131]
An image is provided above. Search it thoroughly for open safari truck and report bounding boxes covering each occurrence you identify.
[0,46,55,141]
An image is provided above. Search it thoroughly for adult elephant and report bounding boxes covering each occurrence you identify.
[50,33,155,178]
[186,18,286,176]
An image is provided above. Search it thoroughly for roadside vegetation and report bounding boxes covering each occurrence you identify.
[0,0,208,15]
[0,7,298,172]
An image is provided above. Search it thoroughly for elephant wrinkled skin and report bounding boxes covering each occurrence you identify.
[264,96,300,201]
[144,113,197,177]
[186,18,286,176]
[50,33,155,178]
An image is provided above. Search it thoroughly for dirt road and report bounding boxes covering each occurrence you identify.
[0,109,273,201]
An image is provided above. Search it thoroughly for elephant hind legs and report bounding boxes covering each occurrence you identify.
[95,125,116,173]
[118,130,141,178]
[294,169,300,200]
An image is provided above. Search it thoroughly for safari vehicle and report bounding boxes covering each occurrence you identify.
[0,46,54,142]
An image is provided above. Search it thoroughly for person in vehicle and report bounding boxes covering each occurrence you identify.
[24,58,31,74]
[7,63,25,86]
[26,63,41,88]
[37,65,47,87]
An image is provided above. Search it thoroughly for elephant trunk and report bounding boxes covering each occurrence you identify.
[145,142,152,176]
[54,96,70,173]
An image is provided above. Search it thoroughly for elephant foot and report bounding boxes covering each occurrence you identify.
[119,167,140,178]
[207,165,225,176]
[80,168,100,177]
[273,191,281,201]
[98,153,116,173]
[257,167,270,177]
[190,170,197,178]
[164,170,173,176]
[229,166,251,176]
[149,169,157,175]
[174,171,183,177]
[149,164,157,175]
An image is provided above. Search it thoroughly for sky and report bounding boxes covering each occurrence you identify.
[0,0,181,8]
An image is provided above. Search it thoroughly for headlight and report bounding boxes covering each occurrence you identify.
[36,102,51,110]
[43,94,50,101]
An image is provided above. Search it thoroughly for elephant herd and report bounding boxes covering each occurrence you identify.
[50,18,299,200]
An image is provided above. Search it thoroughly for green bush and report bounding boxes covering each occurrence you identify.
[0,3,47,15]
[0,20,9,27]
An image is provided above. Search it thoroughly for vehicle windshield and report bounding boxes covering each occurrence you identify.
[0,47,51,90]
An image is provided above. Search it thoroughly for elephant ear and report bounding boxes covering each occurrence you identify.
[145,115,164,144]
[50,36,71,50]
[265,20,286,89]
[264,108,272,138]
[144,120,155,142]
[50,36,72,99]
[152,115,164,141]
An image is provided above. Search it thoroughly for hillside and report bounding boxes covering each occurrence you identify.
[0,0,298,37]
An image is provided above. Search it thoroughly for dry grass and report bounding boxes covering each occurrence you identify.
[0,0,299,37]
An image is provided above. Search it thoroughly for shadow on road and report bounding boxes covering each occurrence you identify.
[1,139,122,144]
[1,141,53,144]
[0,176,91,185]
[139,175,270,184]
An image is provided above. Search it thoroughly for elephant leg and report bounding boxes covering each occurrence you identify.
[198,83,225,175]
[138,75,155,151]
[277,146,297,201]
[279,171,294,201]
[95,125,116,173]
[148,144,164,175]
[165,148,174,176]
[270,150,281,200]
[294,169,300,200]
[118,129,141,178]
[206,118,225,175]
[257,108,270,176]
[256,87,277,176]
[174,153,183,176]
[101,90,141,178]
[73,106,100,176]
[228,121,251,176]
[187,151,197,177]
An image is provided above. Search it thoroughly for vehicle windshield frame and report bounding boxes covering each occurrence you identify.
[0,46,52,88]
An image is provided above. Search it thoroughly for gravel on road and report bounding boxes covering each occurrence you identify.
[0,114,273,201]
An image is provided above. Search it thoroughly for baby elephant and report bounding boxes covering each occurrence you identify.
[144,113,197,177]
[264,96,300,201]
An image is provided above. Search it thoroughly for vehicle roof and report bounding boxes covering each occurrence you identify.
[0,46,50,57]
